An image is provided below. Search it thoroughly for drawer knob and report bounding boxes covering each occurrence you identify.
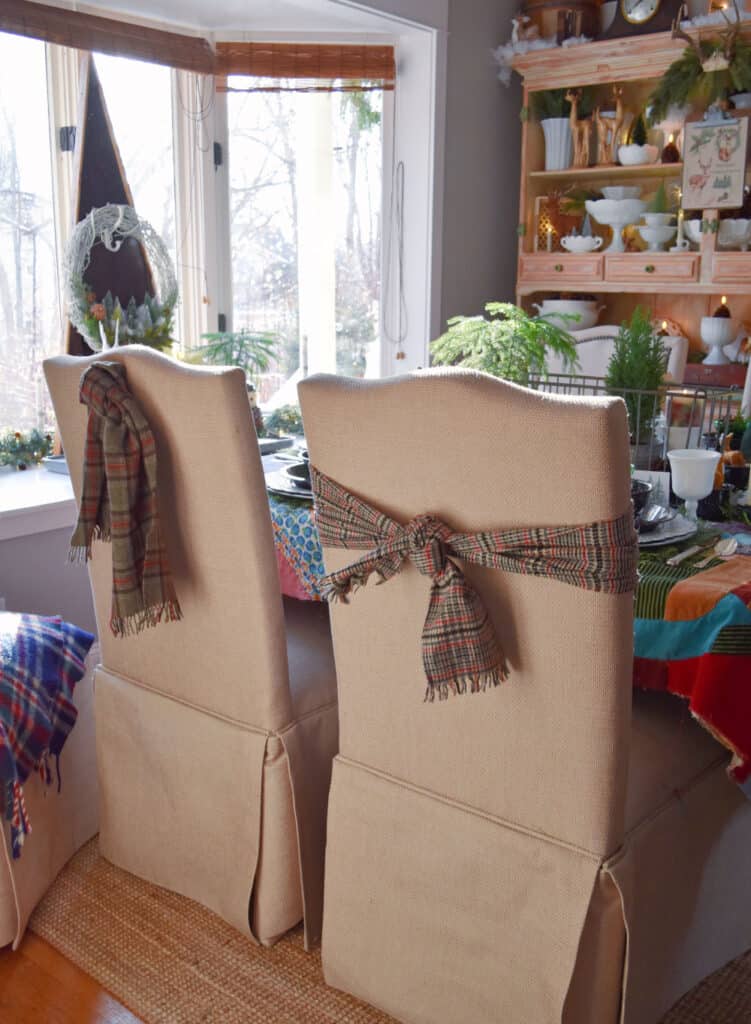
[554,263,563,272]
[644,264,655,273]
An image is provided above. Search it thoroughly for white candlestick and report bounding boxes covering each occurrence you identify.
[676,209,685,246]
[546,226,553,252]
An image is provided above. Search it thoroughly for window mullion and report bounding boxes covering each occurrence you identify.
[172,70,232,347]
[45,42,81,351]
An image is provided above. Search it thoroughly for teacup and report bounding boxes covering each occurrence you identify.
[560,235,603,253]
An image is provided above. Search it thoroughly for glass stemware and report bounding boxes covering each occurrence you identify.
[667,449,721,522]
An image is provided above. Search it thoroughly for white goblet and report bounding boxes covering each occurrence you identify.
[667,449,721,522]
[700,315,735,366]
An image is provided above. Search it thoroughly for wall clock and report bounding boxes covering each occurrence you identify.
[601,0,685,38]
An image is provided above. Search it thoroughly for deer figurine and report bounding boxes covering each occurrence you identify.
[566,89,591,168]
[594,87,624,166]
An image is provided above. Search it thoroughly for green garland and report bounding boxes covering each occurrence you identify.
[0,430,53,470]
[649,34,751,124]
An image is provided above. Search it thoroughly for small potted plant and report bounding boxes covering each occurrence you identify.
[532,88,593,172]
[430,302,579,385]
[605,307,668,466]
[618,113,659,166]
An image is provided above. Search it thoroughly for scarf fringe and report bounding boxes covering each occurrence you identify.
[324,569,390,604]
[68,524,109,563]
[110,599,183,638]
[424,666,508,703]
[68,544,92,564]
[5,780,31,859]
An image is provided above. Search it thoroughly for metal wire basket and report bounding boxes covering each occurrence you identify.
[527,372,744,469]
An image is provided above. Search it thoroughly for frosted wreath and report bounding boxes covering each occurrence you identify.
[63,204,178,352]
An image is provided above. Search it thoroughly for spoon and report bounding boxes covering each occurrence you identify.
[694,537,738,568]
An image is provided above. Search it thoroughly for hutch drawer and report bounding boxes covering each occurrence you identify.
[682,362,748,388]
[712,253,751,284]
[518,253,603,285]
[604,254,699,284]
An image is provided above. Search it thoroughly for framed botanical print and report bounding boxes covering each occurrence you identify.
[681,117,750,210]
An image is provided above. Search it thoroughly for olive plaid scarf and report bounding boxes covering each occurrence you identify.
[311,466,638,702]
[69,362,182,637]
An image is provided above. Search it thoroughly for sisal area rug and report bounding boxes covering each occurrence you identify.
[29,839,751,1024]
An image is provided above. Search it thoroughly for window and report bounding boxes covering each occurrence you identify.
[0,32,60,432]
[93,53,178,335]
[227,83,383,406]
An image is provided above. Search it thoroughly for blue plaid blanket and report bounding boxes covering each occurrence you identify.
[0,613,95,858]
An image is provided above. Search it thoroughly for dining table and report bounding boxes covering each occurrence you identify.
[263,452,751,789]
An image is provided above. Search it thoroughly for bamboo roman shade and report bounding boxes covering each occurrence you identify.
[0,0,214,74]
[215,43,396,93]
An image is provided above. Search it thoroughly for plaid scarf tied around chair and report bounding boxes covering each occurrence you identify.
[70,361,182,637]
[312,466,639,702]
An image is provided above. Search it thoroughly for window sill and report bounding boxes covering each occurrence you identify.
[0,466,77,542]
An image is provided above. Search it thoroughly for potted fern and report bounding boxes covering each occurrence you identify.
[430,302,579,385]
[532,88,593,172]
[605,308,668,464]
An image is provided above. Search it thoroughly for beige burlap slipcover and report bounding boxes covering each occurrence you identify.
[45,347,338,948]
[299,368,751,1024]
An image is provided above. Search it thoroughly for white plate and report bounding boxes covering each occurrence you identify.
[265,469,313,500]
[638,512,697,547]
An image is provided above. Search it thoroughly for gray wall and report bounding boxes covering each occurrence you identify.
[0,529,97,635]
[440,0,521,327]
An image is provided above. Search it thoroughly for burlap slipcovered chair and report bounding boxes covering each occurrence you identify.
[0,646,99,949]
[299,368,751,1024]
[45,347,338,948]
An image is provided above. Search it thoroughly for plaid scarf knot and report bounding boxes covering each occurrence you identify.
[394,514,452,578]
[312,466,638,704]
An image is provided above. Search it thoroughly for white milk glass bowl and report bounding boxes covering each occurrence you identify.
[585,198,647,252]
[668,449,721,521]
[638,223,677,251]
[717,219,751,251]
[683,220,703,248]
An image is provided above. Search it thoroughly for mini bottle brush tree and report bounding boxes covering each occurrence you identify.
[605,307,669,443]
[631,113,648,146]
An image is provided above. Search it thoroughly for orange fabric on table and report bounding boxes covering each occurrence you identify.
[665,556,751,621]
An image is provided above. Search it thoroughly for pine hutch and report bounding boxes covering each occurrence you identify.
[512,24,751,387]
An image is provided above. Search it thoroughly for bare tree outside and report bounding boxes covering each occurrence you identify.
[0,34,60,433]
[228,81,382,406]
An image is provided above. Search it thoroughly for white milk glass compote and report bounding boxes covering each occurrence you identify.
[667,449,721,522]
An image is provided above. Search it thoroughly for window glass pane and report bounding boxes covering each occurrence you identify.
[228,82,382,407]
[94,53,178,333]
[0,33,59,432]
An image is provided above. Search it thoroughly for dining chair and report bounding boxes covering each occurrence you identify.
[546,325,689,382]
[44,346,338,948]
[299,368,751,1024]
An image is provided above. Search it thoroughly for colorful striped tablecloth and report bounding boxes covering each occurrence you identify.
[634,547,751,784]
[267,490,751,783]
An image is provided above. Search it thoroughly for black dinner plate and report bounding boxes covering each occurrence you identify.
[265,469,313,500]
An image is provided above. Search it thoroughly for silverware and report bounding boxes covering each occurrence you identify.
[694,537,739,569]
[665,537,718,567]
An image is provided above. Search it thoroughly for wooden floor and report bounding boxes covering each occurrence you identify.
[0,934,141,1024]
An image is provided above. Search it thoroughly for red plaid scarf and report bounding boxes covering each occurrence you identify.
[70,362,182,637]
[311,467,638,702]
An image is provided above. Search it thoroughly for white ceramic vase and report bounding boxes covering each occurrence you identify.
[541,118,572,171]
